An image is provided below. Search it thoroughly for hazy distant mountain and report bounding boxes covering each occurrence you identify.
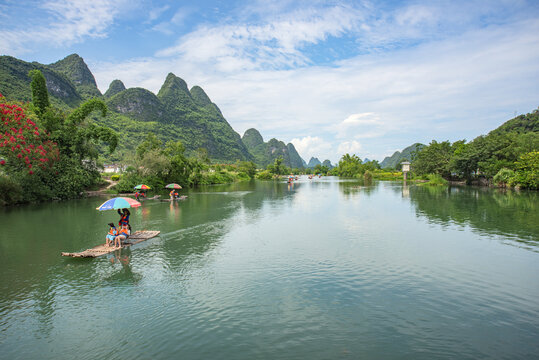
[307,157,322,168]
[380,143,425,169]
[322,159,334,169]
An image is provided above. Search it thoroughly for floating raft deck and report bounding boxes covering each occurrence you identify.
[61,230,160,258]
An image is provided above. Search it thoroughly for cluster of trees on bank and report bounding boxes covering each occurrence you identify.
[0,70,118,205]
[411,111,538,189]
[114,132,258,193]
[326,109,538,189]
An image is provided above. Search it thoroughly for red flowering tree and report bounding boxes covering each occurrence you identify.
[0,94,58,175]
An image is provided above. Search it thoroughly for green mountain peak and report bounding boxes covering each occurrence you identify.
[49,54,101,99]
[190,85,212,107]
[242,128,264,149]
[104,79,126,98]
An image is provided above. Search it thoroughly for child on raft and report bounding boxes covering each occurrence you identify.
[106,223,118,247]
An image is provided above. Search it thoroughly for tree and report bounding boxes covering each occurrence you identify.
[238,161,257,178]
[267,156,287,175]
[334,153,363,177]
[136,133,162,159]
[0,95,58,175]
[412,140,455,178]
[28,70,50,116]
[512,151,539,189]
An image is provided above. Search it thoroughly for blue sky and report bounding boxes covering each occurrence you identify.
[1,0,538,163]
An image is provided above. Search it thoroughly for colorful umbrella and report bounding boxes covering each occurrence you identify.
[165,183,182,189]
[96,197,141,211]
[134,184,151,190]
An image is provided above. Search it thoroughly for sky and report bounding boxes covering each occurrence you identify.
[1,0,538,164]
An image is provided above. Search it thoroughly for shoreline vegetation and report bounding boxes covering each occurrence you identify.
[1,70,537,206]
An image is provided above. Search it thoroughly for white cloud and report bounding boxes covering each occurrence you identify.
[0,0,126,55]
[147,5,169,23]
[156,4,364,70]
[88,3,539,163]
[290,136,332,162]
[337,141,362,156]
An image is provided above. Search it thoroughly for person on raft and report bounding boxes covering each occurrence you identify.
[169,190,177,200]
[134,191,140,200]
[106,223,118,247]
[115,224,131,248]
[118,208,130,230]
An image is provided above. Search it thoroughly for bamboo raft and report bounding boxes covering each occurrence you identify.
[61,230,161,258]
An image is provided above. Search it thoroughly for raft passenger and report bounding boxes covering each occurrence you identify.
[115,224,130,248]
[106,223,118,247]
[118,208,131,232]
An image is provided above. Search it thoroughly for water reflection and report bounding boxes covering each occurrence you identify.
[409,185,539,248]
[104,249,142,284]
[338,179,376,198]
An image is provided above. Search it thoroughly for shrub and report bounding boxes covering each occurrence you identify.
[493,168,515,187]
[512,151,539,189]
[256,170,273,180]
[363,170,373,182]
[420,173,448,186]
[0,175,23,205]
[111,174,121,181]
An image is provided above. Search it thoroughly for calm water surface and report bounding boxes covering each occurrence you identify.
[1,178,538,359]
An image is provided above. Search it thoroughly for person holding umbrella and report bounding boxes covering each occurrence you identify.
[118,208,131,231]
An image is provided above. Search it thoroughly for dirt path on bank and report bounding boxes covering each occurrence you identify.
[86,179,118,197]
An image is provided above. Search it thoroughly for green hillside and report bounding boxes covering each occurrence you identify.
[287,143,305,168]
[0,54,253,163]
[380,143,425,169]
[0,55,82,108]
[489,109,539,135]
[242,128,305,168]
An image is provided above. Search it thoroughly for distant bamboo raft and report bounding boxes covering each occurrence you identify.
[61,230,161,258]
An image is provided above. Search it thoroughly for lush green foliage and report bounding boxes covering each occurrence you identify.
[419,173,448,186]
[411,109,538,189]
[114,133,256,192]
[28,70,50,115]
[493,168,515,187]
[330,154,381,177]
[511,151,539,189]
[242,128,305,168]
[266,157,290,175]
[412,140,462,178]
[0,70,119,205]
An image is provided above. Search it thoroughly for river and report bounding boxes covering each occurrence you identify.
[1,177,538,359]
